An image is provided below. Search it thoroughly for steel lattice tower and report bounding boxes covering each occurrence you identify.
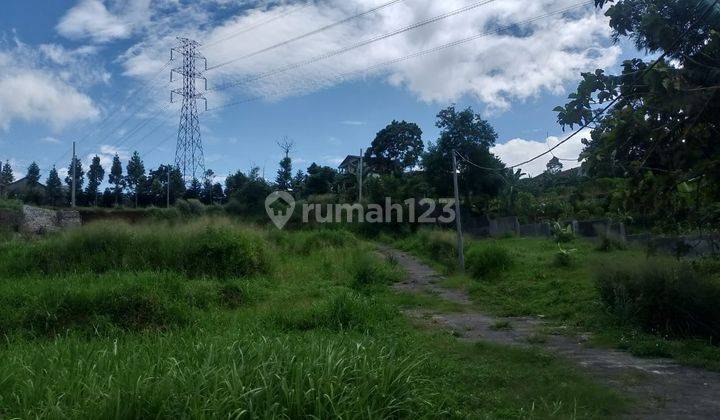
[171,37,207,181]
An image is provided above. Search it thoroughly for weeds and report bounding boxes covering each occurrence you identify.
[595,259,720,340]
[0,219,270,278]
[465,242,513,280]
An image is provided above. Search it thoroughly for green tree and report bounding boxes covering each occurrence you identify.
[125,151,146,207]
[86,156,105,206]
[46,167,64,207]
[65,157,85,205]
[292,170,306,197]
[546,157,563,174]
[225,170,248,197]
[365,120,423,174]
[184,178,202,200]
[200,169,217,205]
[26,162,41,185]
[275,137,294,190]
[0,160,13,197]
[304,163,337,196]
[20,162,44,204]
[109,154,124,206]
[423,105,505,203]
[555,0,720,228]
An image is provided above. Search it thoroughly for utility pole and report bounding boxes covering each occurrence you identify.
[71,141,77,208]
[452,150,465,272]
[166,166,171,208]
[358,149,364,203]
[171,37,208,182]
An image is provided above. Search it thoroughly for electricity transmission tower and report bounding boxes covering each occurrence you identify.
[171,37,208,181]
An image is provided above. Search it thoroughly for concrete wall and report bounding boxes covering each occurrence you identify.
[20,205,81,234]
[489,216,520,237]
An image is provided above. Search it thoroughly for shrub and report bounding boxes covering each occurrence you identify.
[348,252,403,290]
[175,199,205,216]
[553,245,576,268]
[595,259,720,339]
[465,243,513,279]
[552,222,574,243]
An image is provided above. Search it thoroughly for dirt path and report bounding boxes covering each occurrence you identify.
[380,246,720,419]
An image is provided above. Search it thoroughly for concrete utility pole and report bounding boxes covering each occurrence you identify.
[452,150,465,272]
[71,141,77,208]
[166,166,171,208]
[358,149,364,203]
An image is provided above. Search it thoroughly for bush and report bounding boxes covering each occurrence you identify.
[348,252,403,290]
[595,259,720,339]
[175,199,205,216]
[553,245,576,268]
[466,243,513,279]
[552,222,574,243]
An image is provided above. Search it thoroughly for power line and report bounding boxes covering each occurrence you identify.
[506,0,719,170]
[205,0,592,112]
[206,0,406,71]
[45,61,172,171]
[209,0,499,91]
[203,1,312,48]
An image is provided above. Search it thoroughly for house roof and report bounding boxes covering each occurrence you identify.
[338,155,361,169]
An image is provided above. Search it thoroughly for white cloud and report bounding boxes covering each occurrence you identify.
[340,120,366,126]
[40,136,62,144]
[0,41,100,131]
[491,129,592,177]
[56,0,132,43]
[173,0,621,112]
[0,73,99,131]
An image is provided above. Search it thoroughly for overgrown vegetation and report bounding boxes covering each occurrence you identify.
[596,259,720,341]
[392,228,720,370]
[0,218,270,278]
[465,242,513,280]
[0,219,625,418]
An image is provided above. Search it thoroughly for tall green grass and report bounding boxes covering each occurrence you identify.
[0,218,270,278]
[596,259,720,340]
[0,333,434,419]
[0,273,250,337]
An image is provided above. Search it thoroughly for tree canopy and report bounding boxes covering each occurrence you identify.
[364,120,423,175]
[555,0,720,228]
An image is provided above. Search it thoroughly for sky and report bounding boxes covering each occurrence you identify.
[0,0,644,185]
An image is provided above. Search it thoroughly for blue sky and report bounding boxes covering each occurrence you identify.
[0,0,643,184]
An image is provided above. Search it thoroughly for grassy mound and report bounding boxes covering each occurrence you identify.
[0,219,270,278]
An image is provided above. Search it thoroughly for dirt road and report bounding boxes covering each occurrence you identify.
[380,246,720,419]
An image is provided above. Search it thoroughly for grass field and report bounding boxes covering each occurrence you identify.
[391,229,720,371]
[0,219,625,418]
